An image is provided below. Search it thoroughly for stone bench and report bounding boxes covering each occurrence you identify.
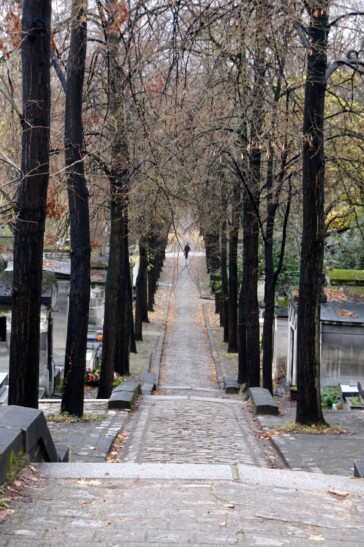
[248,387,279,416]
[0,405,68,485]
[108,380,142,410]
[224,379,240,394]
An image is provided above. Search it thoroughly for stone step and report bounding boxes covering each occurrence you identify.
[36,462,364,494]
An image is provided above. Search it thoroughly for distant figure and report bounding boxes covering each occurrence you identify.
[184,243,191,259]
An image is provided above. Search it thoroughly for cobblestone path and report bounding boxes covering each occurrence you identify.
[119,251,271,468]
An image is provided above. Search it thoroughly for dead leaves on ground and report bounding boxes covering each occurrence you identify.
[257,422,350,439]
[0,465,42,519]
[106,431,129,462]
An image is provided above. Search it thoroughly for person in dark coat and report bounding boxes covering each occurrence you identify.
[184,243,191,259]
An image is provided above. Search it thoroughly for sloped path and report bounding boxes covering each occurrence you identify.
[1,244,364,545]
[119,249,270,468]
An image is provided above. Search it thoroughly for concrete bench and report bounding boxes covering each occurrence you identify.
[248,387,279,415]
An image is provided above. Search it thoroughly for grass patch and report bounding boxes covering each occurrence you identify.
[47,412,103,423]
[329,268,364,284]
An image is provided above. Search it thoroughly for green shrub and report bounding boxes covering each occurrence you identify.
[321,386,341,408]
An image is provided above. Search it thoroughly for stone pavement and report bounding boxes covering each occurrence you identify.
[202,272,364,478]
[1,235,364,544]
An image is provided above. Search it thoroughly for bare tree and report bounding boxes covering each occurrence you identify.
[61,0,90,417]
[9,0,52,407]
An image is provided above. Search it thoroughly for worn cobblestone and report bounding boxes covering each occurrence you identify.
[118,253,271,468]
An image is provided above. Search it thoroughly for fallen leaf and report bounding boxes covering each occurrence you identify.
[328,488,348,497]
[76,479,101,485]
[309,534,325,542]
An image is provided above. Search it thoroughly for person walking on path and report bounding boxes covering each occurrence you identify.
[183,242,191,259]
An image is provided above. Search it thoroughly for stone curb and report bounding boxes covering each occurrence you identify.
[202,303,225,388]
[149,258,176,387]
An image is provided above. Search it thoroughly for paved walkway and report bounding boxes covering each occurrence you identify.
[119,251,271,469]
[1,235,364,545]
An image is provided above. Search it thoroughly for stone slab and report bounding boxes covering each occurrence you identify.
[354,459,364,478]
[113,380,141,395]
[37,462,235,480]
[224,379,240,394]
[141,371,157,389]
[141,383,154,395]
[340,383,359,399]
[108,390,135,409]
[248,387,279,415]
[0,405,59,462]
[237,463,364,494]
[0,372,8,388]
[0,427,23,484]
[55,444,69,463]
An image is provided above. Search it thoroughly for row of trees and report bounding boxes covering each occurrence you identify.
[1,1,364,424]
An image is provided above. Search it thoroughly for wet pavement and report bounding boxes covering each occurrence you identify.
[1,233,364,545]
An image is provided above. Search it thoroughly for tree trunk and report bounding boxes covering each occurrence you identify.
[296,3,329,426]
[228,205,239,353]
[97,2,130,397]
[147,234,156,312]
[220,220,229,342]
[61,0,90,418]
[8,1,51,408]
[115,209,131,376]
[242,186,260,387]
[240,13,267,386]
[262,208,275,394]
[135,237,148,340]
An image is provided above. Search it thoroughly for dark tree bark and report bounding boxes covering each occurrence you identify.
[237,245,248,385]
[241,185,260,388]
[296,3,329,426]
[204,233,220,276]
[227,202,239,353]
[147,234,157,312]
[220,220,229,342]
[114,206,131,376]
[97,1,131,398]
[61,0,90,418]
[8,1,51,408]
[238,0,267,388]
[135,237,149,340]
[262,165,291,394]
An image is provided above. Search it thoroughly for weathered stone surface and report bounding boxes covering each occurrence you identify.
[55,445,69,463]
[0,427,23,484]
[354,459,364,478]
[142,383,154,395]
[108,390,136,409]
[141,372,157,390]
[113,380,141,395]
[357,382,364,402]
[0,405,59,462]
[224,379,240,394]
[248,387,279,415]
